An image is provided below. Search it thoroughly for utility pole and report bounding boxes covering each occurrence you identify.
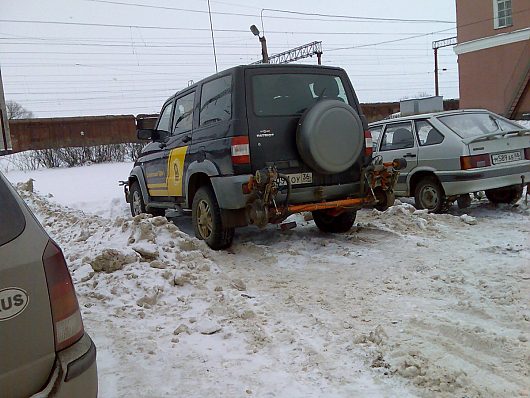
[432,36,457,96]
[0,67,12,155]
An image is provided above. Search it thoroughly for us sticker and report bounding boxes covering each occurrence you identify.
[0,287,29,321]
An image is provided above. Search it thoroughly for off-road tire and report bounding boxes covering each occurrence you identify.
[312,210,356,233]
[414,177,447,213]
[192,186,234,250]
[485,185,523,204]
[130,181,146,217]
[129,181,165,217]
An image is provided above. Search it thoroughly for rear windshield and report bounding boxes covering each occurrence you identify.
[437,113,522,138]
[0,174,26,246]
[252,73,349,117]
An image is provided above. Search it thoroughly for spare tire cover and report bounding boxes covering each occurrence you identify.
[296,100,364,174]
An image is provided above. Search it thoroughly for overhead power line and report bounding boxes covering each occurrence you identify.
[259,7,455,24]
[0,20,456,37]
[86,0,456,24]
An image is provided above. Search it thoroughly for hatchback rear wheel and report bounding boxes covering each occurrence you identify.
[192,186,234,250]
[414,177,447,213]
[485,185,523,204]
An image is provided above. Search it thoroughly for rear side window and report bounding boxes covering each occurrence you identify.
[252,73,349,117]
[0,176,26,246]
[415,120,444,146]
[200,75,232,126]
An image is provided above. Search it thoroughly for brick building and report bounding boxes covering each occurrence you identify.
[454,0,530,119]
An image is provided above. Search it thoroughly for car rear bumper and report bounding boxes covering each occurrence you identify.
[437,162,530,195]
[32,333,98,398]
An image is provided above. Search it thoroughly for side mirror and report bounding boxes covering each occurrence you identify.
[137,128,155,141]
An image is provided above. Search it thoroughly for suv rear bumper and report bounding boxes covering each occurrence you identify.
[33,333,97,398]
[211,174,363,209]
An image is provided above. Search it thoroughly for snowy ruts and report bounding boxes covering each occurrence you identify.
[11,174,530,397]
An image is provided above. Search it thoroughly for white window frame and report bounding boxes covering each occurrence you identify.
[493,0,513,29]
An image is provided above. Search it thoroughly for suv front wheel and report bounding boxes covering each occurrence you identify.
[192,186,234,250]
[312,210,356,233]
[129,181,165,217]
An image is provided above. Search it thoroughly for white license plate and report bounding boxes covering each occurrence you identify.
[491,151,522,165]
[279,172,313,186]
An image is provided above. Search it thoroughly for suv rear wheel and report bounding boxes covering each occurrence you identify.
[312,210,356,233]
[192,186,234,250]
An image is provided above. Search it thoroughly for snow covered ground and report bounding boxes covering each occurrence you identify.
[2,161,530,397]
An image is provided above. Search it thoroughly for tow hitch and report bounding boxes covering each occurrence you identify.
[244,158,406,227]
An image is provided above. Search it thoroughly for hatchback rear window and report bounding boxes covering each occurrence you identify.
[438,113,522,138]
[252,74,349,117]
[0,175,26,246]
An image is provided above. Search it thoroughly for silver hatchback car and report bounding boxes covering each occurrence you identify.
[0,171,98,397]
[370,109,530,212]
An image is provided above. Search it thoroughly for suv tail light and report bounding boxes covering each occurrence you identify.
[460,154,491,170]
[231,136,250,164]
[525,147,530,160]
[364,131,373,156]
[42,240,84,352]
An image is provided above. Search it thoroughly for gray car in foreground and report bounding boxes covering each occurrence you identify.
[370,109,530,212]
[0,171,97,397]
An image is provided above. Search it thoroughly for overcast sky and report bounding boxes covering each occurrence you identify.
[1,0,459,118]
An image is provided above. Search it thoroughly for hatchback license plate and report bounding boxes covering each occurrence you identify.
[279,172,313,186]
[491,151,522,165]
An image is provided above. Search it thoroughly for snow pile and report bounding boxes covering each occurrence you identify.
[11,176,530,397]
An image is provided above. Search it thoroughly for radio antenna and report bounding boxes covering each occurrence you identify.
[207,0,218,73]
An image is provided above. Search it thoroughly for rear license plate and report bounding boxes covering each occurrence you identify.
[491,151,522,165]
[279,172,313,186]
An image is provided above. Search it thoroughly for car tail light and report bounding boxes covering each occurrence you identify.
[42,240,84,352]
[231,136,250,164]
[525,147,530,160]
[364,131,373,156]
[460,154,491,170]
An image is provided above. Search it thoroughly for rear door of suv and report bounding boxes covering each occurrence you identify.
[245,66,364,189]
[0,174,56,397]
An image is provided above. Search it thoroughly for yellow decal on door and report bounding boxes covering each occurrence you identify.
[166,146,188,196]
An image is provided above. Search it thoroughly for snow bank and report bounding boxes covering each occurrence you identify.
[11,174,530,397]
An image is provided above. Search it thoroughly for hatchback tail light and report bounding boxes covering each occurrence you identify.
[42,240,84,352]
[525,147,530,160]
[460,154,491,170]
[364,131,373,157]
[231,136,250,164]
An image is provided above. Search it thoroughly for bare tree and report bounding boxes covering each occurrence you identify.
[6,100,34,119]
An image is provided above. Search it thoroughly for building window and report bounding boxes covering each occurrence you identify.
[493,0,513,29]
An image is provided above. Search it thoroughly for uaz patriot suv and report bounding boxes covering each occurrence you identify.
[125,64,404,249]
